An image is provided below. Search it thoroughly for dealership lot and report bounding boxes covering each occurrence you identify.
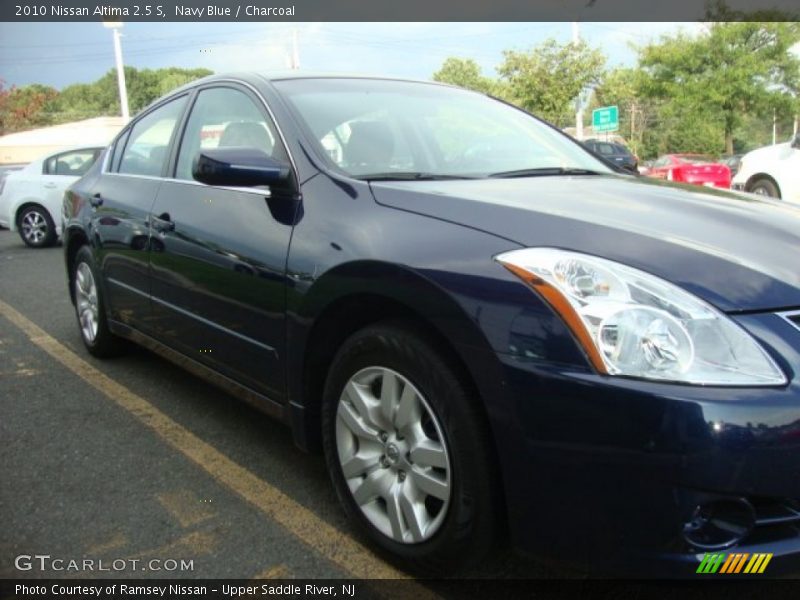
[0,230,558,582]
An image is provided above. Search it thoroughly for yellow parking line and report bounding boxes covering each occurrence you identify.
[85,531,128,556]
[124,531,218,561]
[0,299,427,587]
[252,563,292,579]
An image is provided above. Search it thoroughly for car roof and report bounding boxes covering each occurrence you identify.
[142,71,473,120]
[172,71,456,94]
[268,71,462,87]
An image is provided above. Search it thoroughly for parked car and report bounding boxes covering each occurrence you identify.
[0,146,103,247]
[638,158,655,176]
[645,154,731,188]
[583,139,638,173]
[0,164,26,228]
[0,163,26,177]
[732,135,800,202]
[63,74,800,576]
[720,154,743,177]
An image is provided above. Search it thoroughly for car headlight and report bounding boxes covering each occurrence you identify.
[496,248,786,386]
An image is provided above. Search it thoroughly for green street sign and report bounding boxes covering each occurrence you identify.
[592,105,619,133]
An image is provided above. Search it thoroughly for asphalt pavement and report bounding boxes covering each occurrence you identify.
[0,229,561,583]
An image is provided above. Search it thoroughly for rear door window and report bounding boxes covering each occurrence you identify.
[44,148,101,176]
[596,143,616,156]
[118,96,187,177]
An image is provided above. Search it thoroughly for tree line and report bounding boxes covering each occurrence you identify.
[432,22,800,158]
[1,22,798,159]
[0,67,212,136]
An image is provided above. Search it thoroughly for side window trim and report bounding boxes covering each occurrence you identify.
[164,88,199,180]
[109,128,131,173]
[42,155,54,175]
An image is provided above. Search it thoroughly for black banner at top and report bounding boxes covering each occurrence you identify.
[1,0,799,22]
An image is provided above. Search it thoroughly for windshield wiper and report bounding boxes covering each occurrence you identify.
[488,167,602,178]
[355,172,478,181]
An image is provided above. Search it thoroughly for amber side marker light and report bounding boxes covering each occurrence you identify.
[499,261,608,375]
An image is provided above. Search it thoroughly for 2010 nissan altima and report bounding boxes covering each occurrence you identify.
[62,73,800,575]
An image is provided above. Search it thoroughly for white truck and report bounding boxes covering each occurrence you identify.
[732,134,800,204]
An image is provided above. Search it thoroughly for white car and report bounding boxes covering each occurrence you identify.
[0,146,103,247]
[732,134,800,203]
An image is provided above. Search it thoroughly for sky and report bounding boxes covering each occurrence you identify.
[0,22,704,90]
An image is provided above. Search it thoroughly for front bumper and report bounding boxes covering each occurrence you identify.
[489,310,800,576]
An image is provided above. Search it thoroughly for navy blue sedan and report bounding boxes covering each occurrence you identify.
[62,73,800,575]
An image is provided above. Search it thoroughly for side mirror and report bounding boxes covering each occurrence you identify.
[192,147,294,193]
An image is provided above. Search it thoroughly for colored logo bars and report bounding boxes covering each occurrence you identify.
[696,553,773,574]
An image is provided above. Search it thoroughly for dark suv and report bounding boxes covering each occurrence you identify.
[63,74,800,575]
[583,138,638,173]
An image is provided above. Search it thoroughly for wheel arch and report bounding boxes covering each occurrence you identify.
[745,173,782,198]
[14,199,52,231]
[287,260,503,458]
[64,226,90,304]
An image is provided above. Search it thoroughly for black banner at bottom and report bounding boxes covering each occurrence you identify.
[3,579,800,600]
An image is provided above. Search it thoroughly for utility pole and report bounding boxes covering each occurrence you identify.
[572,22,583,140]
[291,29,300,70]
[103,21,129,120]
[772,108,777,145]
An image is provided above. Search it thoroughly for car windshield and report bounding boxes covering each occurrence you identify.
[273,78,613,179]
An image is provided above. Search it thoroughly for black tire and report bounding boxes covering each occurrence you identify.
[18,205,57,248]
[748,178,780,199]
[71,245,126,358]
[321,321,499,573]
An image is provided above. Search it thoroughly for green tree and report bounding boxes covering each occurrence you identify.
[704,0,799,22]
[639,22,800,154]
[497,39,605,126]
[432,58,494,94]
[590,68,647,152]
[1,67,214,135]
[0,80,12,134]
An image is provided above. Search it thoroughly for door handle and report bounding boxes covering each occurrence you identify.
[90,193,104,208]
[43,182,57,189]
[150,213,175,233]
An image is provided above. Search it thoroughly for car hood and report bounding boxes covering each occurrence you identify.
[370,174,800,313]
[743,142,791,163]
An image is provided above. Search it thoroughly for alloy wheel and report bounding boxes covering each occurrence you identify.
[335,366,452,544]
[75,262,99,343]
[21,210,48,245]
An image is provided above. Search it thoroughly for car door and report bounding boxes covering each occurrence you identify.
[42,148,102,219]
[773,141,800,203]
[91,95,189,331]
[148,84,297,400]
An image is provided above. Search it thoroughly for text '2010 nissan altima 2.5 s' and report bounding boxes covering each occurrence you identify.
[62,73,800,576]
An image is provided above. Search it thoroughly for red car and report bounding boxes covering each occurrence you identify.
[645,154,731,189]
